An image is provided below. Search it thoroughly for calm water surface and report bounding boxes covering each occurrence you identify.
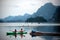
[0,23,58,40]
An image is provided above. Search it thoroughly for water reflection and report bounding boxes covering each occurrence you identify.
[0,26,59,40]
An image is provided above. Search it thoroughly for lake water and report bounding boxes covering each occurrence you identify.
[0,23,59,40]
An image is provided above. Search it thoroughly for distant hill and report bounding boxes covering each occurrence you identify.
[51,6,60,23]
[0,14,31,22]
[32,3,57,21]
[4,14,31,21]
[26,3,57,22]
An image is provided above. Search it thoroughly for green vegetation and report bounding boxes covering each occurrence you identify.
[26,16,47,23]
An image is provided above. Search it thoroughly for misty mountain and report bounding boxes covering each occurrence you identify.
[51,6,60,23]
[0,3,58,22]
[0,14,31,22]
[32,3,57,21]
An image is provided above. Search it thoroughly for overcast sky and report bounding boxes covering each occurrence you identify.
[0,0,60,18]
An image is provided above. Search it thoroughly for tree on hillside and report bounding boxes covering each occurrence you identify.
[26,16,47,23]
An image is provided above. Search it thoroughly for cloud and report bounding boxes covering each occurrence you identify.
[0,0,60,18]
[50,0,60,6]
